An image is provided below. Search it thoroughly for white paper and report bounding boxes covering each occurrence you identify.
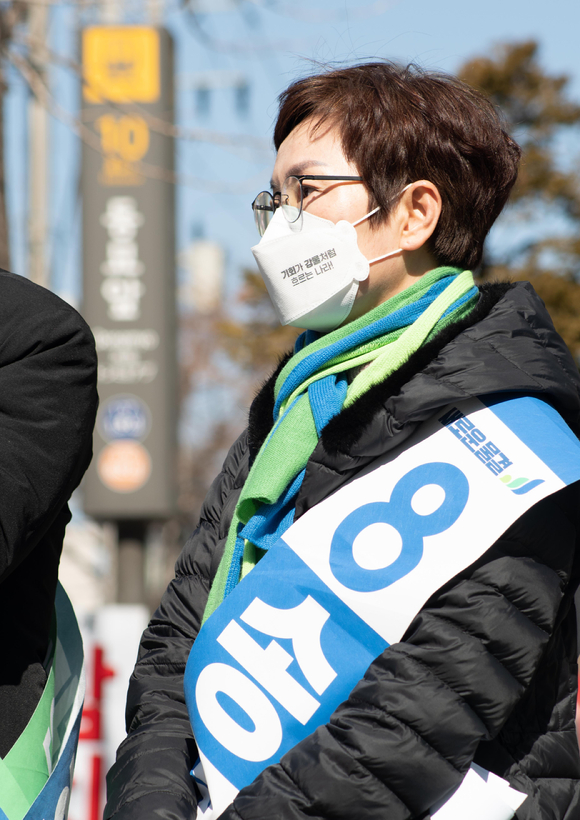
[432,765,527,819]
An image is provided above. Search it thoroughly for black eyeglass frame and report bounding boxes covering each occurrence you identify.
[251,174,364,234]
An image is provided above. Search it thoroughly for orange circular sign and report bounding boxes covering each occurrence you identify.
[97,440,152,493]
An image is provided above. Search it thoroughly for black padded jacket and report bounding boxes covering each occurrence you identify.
[106,281,580,820]
[0,270,98,756]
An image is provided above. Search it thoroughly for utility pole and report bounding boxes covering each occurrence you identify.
[28,3,49,288]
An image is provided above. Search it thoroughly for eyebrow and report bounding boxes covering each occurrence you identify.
[270,159,330,190]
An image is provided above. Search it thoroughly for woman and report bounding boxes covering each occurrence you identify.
[106,62,580,820]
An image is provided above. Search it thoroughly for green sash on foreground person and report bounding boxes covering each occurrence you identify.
[0,586,84,820]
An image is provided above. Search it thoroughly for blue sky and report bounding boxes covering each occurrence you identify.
[4,0,580,305]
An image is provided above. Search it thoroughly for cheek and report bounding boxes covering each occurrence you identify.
[337,186,371,223]
[356,216,400,259]
[355,223,386,257]
[306,185,369,224]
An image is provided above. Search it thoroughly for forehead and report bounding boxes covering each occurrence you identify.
[270,118,354,188]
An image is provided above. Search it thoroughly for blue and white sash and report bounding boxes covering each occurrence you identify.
[185,396,580,819]
[0,584,85,820]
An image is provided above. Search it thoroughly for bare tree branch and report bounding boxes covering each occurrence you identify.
[14,30,272,153]
[8,48,266,192]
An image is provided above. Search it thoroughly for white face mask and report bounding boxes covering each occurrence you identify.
[251,186,411,332]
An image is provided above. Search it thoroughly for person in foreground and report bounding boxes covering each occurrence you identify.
[106,63,580,820]
[0,271,97,811]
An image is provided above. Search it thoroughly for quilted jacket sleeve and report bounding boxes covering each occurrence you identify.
[105,432,250,820]
[219,483,580,820]
[0,271,97,581]
[0,271,98,756]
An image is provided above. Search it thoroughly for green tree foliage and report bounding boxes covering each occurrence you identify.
[459,41,580,359]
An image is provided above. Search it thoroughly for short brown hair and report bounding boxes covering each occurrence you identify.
[274,62,521,270]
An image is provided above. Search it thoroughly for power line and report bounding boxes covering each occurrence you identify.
[244,0,398,23]
[0,0,95,7]
[183,7,310,56]
[13,31,272,154]
[8,48,266,193]
[183,0,396,26]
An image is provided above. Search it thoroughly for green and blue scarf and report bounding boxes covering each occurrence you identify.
[203,267,479,623]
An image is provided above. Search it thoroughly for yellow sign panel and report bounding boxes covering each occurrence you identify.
[96,114,150,185]
[83,27,160,103]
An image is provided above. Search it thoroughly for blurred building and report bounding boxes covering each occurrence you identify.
[178,237,225,313]
[58,508,148,820]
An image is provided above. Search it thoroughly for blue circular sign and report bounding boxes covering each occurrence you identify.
[99,395,151,441]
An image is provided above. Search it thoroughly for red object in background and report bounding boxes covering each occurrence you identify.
[68,607,150,820]
[90,755,103,820]
[80,646,115,740]
[79,707,101,741]
[77,645,116,820]
[93,646,116,700]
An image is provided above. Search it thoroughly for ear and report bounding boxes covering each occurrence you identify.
[397,181,442,251]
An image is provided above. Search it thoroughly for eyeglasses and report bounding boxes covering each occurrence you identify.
[251,174,363,236]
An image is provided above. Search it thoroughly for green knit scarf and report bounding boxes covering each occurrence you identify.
[203,267,478,623]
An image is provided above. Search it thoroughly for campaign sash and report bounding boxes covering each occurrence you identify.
[0,584,85,820]
[185,396,580,819]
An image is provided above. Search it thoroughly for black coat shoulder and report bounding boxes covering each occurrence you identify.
[0,271,98,754]
[0,271,98,580]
